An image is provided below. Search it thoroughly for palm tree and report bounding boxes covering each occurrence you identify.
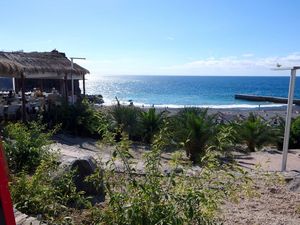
[171,108,217,163]
[270,116,286,150]
[110,105,141,140]
[291,116,300,148]
[139,108,167,143]
[234,113,275,152]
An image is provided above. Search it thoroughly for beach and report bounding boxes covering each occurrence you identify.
[102,103,300,121]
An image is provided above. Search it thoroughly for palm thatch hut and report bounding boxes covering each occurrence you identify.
[0,50,89,121]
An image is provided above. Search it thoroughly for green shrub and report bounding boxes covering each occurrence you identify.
[3,121,57,173]
[76,100,110,137]
[44,99,109,137]
[139,108,167,143]
[270,116,287,150]
[291,116,300,148]
[10,155,90,223]
[212,125,237,156]
[109,105,141,140]
[270,116,300,150]
[170,108,217,163]
[234,113,276,152]
[84,126,253,225]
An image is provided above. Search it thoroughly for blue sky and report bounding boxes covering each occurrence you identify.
[1,0,300,76]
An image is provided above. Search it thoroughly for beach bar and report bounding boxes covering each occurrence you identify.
[0,50,89,122]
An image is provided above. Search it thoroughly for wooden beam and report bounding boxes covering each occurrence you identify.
[64,75,68,103]
[21,73,26,123]
[83,74,86,97]
[40,79,43,92]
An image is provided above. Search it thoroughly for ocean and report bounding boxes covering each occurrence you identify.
[84,76,300,109]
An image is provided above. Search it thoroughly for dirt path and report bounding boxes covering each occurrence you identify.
[51,134,176,172]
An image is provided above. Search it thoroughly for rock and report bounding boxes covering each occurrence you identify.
[163,166,184,175]
[54,156,105,204]
[287,177,300,192]
[70,156,104,198]
[86,94,104,104]
[268,187,278,194]
[173,167,184,174]
[14,208,46,225]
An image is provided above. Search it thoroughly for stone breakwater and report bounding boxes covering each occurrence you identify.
[235,94,300,105]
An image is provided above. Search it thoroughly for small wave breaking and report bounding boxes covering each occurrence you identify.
[101,98,286,109]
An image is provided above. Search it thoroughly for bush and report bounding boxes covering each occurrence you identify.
[10,155,90,223]
[270,115,300,150]
[170,108,217,163]
[270,116,286,150]
[139,108,167,143]
[234,113,276,152]
[84,127,253,225]
[291,116,300,148]
[212,125,237,156]
[3,121,57,173]
[109,105,142,140]
[43,99,109,137]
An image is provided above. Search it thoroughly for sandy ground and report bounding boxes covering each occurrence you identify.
[221,178,300,225]
[235,148,300,172]
[51,135,176,173]
[51,133,300,225]
[52,134,300,172]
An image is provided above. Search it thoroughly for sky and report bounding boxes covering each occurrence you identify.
[1,0,300,76]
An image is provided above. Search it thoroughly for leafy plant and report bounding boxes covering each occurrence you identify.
[212,125,237,156]
[84,126,253,225]
[10,154,90,223]
[170,108,217,163]
[139,108,167,143]
[3,121,58,173]
[43,99,109,137]
[234,113,276,152]
[109,105,141,140]
[291,116,300,148]
[76,99,110,137]
[270,116,287,150]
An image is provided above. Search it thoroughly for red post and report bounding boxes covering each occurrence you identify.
[0,140,16,225]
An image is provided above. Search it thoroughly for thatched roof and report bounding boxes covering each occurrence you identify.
[0,50,89,78]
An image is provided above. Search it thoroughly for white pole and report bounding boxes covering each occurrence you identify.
[12,77,15,92]
[70,57,86,104]
[281,68,297,171]
[71,58,74,104]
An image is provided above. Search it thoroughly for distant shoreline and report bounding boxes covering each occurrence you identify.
[101,99,290,110]
[98,103,300,119]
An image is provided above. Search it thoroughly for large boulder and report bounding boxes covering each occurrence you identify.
[58,156,105,203]
[71,156,104,194]
[287,176,300,192]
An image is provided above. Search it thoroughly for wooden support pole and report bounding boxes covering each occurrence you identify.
[83,74,86,97]
[40,79,43,92]
[64,75,68,103]
[21,73,26,123]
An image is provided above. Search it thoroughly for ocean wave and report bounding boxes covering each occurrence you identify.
[101,99,287,109]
